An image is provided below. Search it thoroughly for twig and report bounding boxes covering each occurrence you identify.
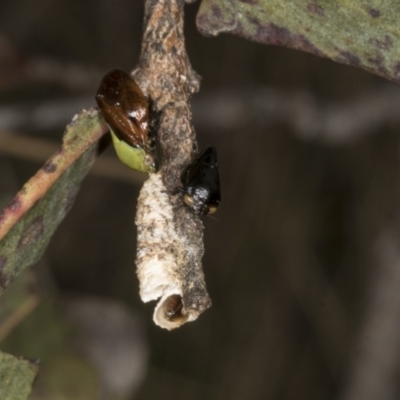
[0,133,145,185]
[132,0,211,329]
[0,31,102,91]
[2,85,400,144]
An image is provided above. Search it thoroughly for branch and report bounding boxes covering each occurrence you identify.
[132,0,211,329]
[2,86,400,145]
[0,133,145,184]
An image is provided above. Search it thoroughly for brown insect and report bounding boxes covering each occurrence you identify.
[163,294,186,322]
[96,69,156,172]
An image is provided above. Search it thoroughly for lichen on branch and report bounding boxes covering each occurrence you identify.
[132,0,211,329]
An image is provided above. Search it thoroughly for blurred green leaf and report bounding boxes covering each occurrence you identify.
[0,351,38,400]
[197,0,400,82]
[0,109,107,294]
[1,300,101,400]
[28,353,100,400]
[0,271,39,342]
[1,301,70,361]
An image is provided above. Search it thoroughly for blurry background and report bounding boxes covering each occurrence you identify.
[1,1,400,399]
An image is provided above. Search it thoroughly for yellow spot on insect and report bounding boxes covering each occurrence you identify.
[207,205,218,215]
[183,194,195,208]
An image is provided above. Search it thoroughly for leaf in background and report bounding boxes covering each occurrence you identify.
[0,271,39,342]
[197,0,400,82]
[28,353,100,400]
[0,298,101,400]
[0,109,108,294]
[0,351,38,400]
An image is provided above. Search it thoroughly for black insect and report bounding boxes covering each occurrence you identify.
[181,146,221,215]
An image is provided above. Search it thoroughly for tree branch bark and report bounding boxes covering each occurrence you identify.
[132,0,211,330]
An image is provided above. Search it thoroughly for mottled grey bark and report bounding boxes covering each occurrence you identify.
[133,0,211,329]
